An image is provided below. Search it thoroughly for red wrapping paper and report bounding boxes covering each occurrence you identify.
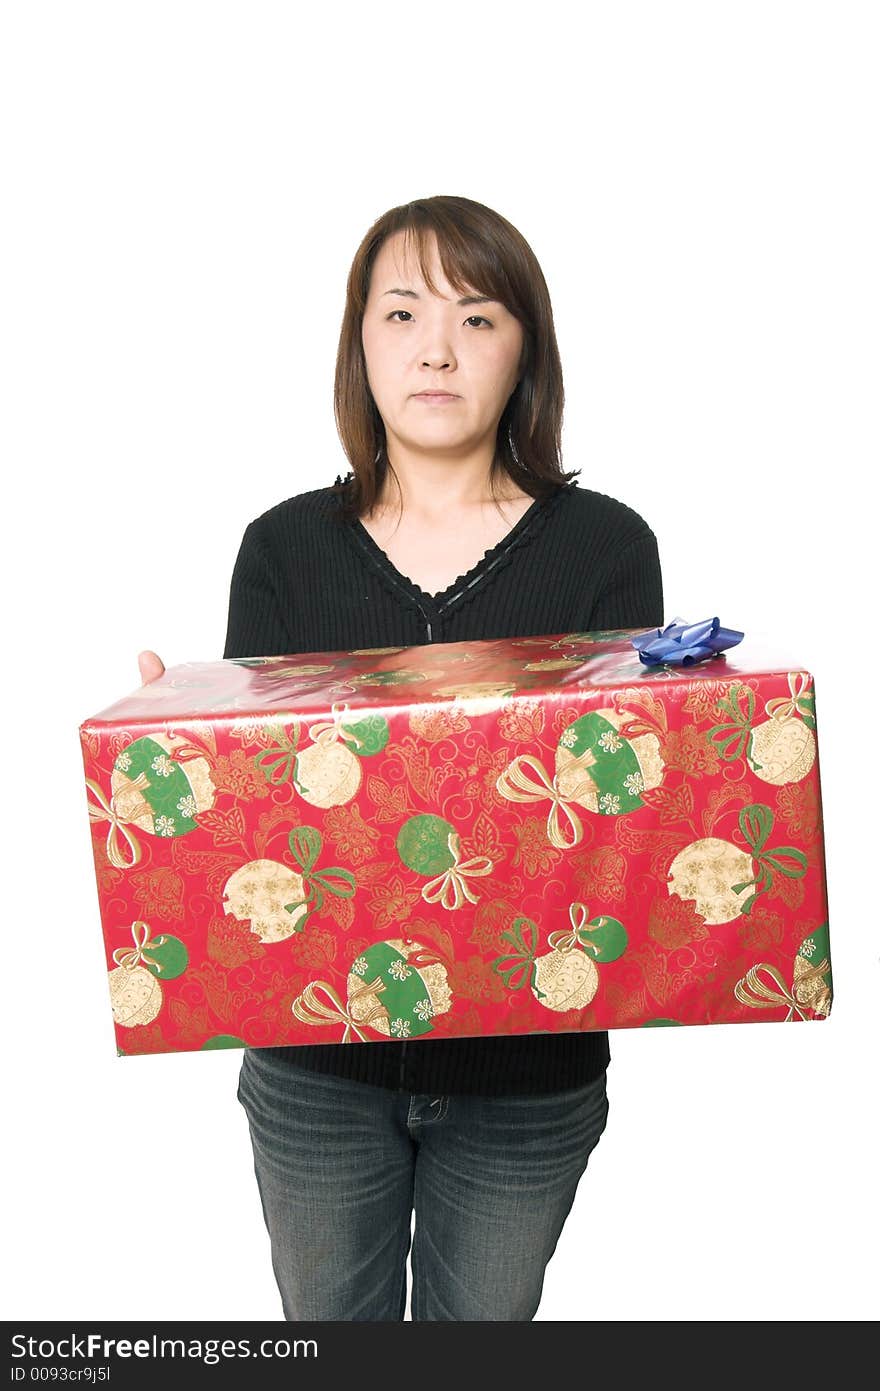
[79,628,832,1057]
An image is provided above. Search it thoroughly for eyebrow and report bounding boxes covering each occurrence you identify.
[381,288,499,307]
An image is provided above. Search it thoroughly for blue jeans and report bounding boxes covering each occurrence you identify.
[236,1047,610,1321]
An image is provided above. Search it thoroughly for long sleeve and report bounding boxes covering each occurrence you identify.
[588,527,664,630]
[222,519,295,660]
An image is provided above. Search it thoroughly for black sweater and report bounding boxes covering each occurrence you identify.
[222,474,664,1095]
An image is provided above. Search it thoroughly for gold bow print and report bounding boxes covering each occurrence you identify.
[547,901,591,953]
[764,671,810,724]
[111,920,153,971]
[422,830,494,910]
[307,701,366,750]
[85,774,148,869]
[496,753,584,850]
[292,977,387,1042]
[734,962,810,1021]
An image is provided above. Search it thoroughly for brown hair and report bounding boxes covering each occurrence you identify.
[330,195,578,524]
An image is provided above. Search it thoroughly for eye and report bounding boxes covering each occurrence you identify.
[386,310,493,328]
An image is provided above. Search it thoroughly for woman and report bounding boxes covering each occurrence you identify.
[139,195,664,1321]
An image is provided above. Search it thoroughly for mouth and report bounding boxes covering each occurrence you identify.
[413,392,460,401]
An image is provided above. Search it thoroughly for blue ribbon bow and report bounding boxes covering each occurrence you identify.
[630,616,744,666]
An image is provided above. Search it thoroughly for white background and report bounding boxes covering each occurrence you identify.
[2,0,877,1322]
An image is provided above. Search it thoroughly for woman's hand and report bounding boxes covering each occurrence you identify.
[138,650,165,686]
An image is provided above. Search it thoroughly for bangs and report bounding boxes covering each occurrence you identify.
[378,211,513,312]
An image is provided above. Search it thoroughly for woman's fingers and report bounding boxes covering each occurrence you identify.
[138,650,166,686]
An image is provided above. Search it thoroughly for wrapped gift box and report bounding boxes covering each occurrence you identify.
[79,628,832,1057]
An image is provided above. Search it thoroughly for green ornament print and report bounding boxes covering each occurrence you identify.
[111,733,214,838]
[397,814,457,876]
[354,942,436,1037]
[558,712,647,814]
[140,933,188,980]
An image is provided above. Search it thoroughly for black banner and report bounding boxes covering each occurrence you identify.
[4,1322,574,1385]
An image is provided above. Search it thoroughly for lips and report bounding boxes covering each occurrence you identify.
[414,392,458,399]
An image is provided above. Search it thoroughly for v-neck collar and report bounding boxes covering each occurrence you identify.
[337,478,576,617]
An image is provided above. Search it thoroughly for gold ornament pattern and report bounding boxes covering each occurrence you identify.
[107,920,189,1029]
[223,859,310,942]
[709,673,817,785]
[492,902,628,1012]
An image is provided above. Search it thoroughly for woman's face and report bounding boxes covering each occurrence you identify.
[361,229,525,470]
